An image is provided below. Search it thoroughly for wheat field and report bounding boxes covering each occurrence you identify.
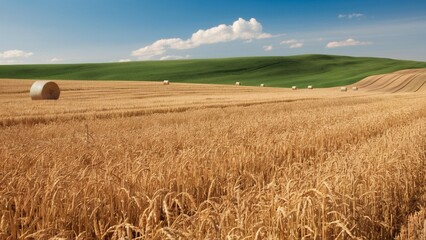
[1,79,425,239]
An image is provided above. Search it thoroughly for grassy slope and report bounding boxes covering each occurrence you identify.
[1,54,425,87]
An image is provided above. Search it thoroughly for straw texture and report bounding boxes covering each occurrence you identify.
[30,81,60,100]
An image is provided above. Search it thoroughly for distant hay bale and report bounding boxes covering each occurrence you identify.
[340,87,347,92]
[163,80,170,85]
[236,82,241,86]
[352,86,358,91]
[30,81,60,100]
[260,84,265,87]
[292,86,297,90]
[308,85,313,89]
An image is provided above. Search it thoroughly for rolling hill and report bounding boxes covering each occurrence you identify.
[1,54,426,88]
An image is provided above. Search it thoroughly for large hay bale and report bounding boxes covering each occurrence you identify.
[352,86,358,91]
[30,81,60,100]
[260,84,265,87]
[308,85,313,89]
[235,82,241,86]
[292,86,297,90]
[163,80,170,85]
[340,87,348,92]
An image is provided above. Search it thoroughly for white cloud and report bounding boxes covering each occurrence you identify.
[280,39,297,44]
[0,49,33,59]
[0,59,19,65]
[289,43,304,48]
[160,55,191,61]
[118,59,132,62]
[338,13,364,19]
[263,45,273,51]
[280,39,304,48]
[50,57,63,62]
[326,38,372,48]
[132,38,194,60]
[132,18,272,60]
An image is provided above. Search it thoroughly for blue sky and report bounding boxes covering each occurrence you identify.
[1,0,426,64]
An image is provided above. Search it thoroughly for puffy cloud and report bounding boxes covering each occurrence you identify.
[132,18,272,60]
[0,49,33,59]
[326,38,371,48]
[289,43,303,48]
[160,55,191,61]
[190,18,271,45]
[50,57,63,62]
[132,38,195,60]
[118,59,132,62]
[338,13,364,19]
[280,39,304,48]
[263,45,273,51]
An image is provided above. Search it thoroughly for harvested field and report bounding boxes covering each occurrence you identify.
[0,79,365,128]
[354,68,426,93]
[0,78,425,239]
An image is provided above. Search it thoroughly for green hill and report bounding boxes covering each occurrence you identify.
[1,55,425,87]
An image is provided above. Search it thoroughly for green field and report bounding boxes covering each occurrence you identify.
[1,54,425,87]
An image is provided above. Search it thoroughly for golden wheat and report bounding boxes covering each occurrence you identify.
[0,79,425,239]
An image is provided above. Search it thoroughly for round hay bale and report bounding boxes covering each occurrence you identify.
[352,86,358,91]
[30,81,60,100]
[340,87,347,92]
[235,82,241,86]
[260,84,265,87]
[163,80,170,85]
[308,85,313,89]
[292,86,297,90]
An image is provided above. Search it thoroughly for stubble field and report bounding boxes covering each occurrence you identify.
[0,79,425,239]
